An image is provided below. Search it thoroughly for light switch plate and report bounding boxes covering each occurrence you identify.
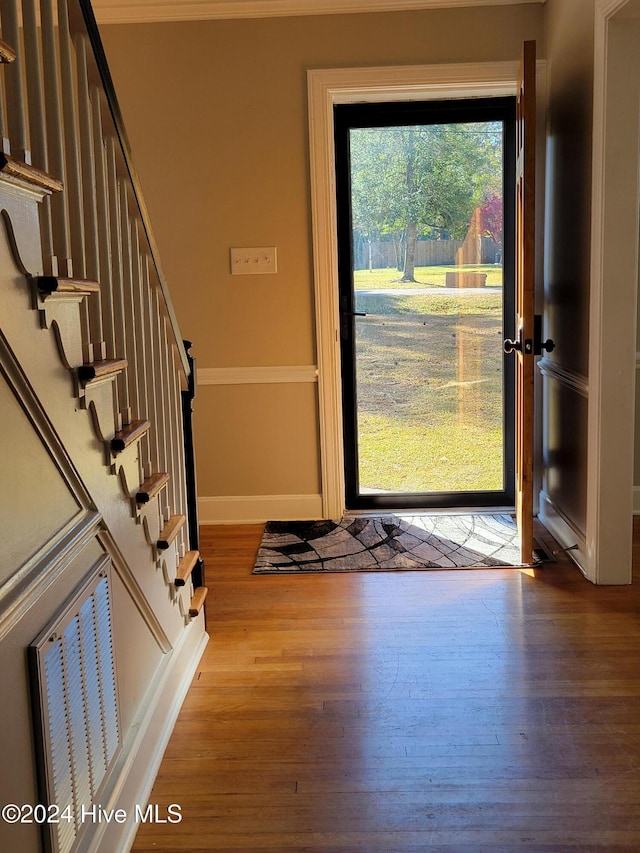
[230,247,277,275]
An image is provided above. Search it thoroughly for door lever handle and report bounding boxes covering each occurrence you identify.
[534,315,555,355]
[504,326,533,355]
[340,311,368,339]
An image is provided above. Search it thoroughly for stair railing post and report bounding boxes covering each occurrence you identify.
[166,338,187,557]
[181,341,203,588]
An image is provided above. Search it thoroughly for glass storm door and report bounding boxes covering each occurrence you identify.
[334,96,516,511]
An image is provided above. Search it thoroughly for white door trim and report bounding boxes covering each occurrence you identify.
[585,0,640,583]
[307,61,520,519]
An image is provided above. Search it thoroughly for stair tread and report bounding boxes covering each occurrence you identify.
[136,472,170,504]
[78,357,128,384]
[174,550,200,586]
[36,275,101,295]
[0,152,63,192]
[111,419,151,453]
[189,586,208,617]
[157,514,187,550]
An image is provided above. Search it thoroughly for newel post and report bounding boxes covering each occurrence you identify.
[181,340,204,588]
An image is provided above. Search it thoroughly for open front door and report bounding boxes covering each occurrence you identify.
[504,41,536,563]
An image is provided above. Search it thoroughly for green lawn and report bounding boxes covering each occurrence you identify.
[354,263,504,290]
[353,288,505,494]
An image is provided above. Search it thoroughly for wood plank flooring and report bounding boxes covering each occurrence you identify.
[132,521,640,852]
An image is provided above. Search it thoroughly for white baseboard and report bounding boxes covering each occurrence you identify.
[87,618,209,853]
[198,493,324,524]
[538,490,588,578]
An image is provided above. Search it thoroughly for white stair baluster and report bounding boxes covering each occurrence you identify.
[76,32,105,359]
[141,256,160,476]
[58,0,86,278]
[0,0,29,162]
[22,0,56,276]
[131,225,151,474]
[106,136,130,425]
[41,0,73,277]
[118,182,140,418]
[91,89,117,360]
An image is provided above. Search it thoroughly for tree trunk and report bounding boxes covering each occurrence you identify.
[393,232,404,271]
[400,221,418,282]
[399,129,418,282]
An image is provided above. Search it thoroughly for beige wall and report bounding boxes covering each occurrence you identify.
[101,6,544,516]
[541,0,594,536]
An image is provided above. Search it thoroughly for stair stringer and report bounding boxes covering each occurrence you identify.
[0,179,196,627]
[0,175,207,853]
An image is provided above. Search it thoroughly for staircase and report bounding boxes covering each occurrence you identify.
[0,2,207,851]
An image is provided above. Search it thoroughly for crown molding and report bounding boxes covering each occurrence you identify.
[92,0,545,25]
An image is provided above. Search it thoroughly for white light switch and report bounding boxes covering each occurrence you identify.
[230,246,278,275]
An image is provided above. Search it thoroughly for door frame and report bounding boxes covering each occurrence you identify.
[585,0,640,583]
[308,60,544,519]
[333,96,517,511]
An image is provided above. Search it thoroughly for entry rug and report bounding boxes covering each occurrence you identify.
[253,513,522,573]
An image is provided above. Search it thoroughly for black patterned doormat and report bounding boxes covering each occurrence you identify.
[253,514,522,573]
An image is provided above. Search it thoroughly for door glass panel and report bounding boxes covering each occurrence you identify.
[348,120,506,499]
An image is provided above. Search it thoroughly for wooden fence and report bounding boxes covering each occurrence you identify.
[354,237,500,270]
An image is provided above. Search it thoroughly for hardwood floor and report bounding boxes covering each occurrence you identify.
[132,522,640,852]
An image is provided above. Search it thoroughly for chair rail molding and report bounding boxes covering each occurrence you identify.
[197,365,318,386]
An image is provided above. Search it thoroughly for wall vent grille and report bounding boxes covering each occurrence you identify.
[30,558,121,853]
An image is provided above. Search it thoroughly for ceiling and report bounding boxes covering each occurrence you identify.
[91,0,546,25]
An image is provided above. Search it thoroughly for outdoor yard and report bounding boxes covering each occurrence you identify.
[354,263,504,289]
[352,265,505,494]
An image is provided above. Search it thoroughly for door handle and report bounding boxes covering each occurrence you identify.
[505,320,555,356]
[534,315,555,355]
[504,328,533,355]
[340,311,368,339]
